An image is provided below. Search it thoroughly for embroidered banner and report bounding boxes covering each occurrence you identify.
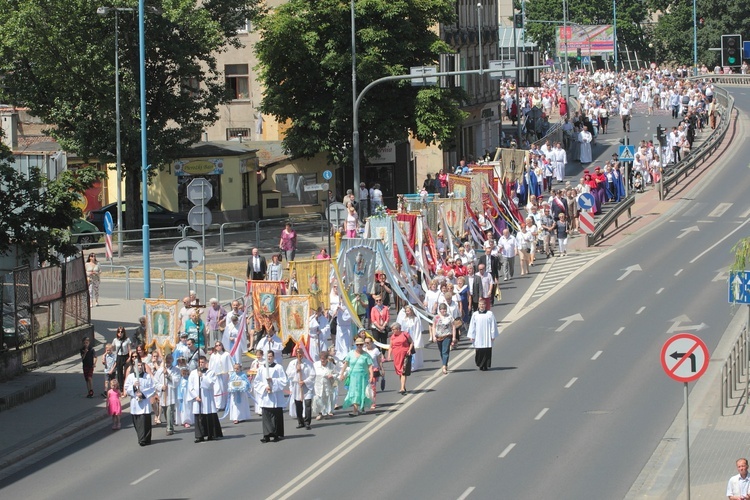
[144,299,179,351]
[344,245,377,294]
[367,215,394,264]
[251,280,284,332]
[395,213,417,265]
[439,198,465,238]
[289,259,331,311]
[278,295,310,344]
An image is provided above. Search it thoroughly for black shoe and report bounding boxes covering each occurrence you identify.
[306,425,311,430]
[272,436,282,442]
[296,424,305,429]
[194,438,204,443]
[260,437,270,443]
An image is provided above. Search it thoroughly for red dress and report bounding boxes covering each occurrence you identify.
[390,333,412,377]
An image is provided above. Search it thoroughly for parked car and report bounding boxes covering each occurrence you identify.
[2,302,31,350]
[87,201,189,233]
[71,218,101,247]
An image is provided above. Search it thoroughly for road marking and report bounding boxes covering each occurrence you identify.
[267,347,475,499]
[564,377,578,388]
[740,207,750,219]
[555,313,583,332]
[677,226,699,239]
[591,350,603,360]
[636,306,645,314]
[708,203,733,217]
[675,269,683,276]
[131,469,160,485]
[498,443,517,458]
[535,408,549,420]
[656,287,664,294]
[614,327,624,336]
[691,217,750,264]
[696,220,713,223]
[617,264,642,281]
[457,487,476,500]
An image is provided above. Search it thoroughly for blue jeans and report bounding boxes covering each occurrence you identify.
[437,338,451,367]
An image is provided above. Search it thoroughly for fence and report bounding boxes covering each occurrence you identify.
[721,324,749,416]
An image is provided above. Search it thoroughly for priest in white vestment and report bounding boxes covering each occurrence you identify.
[467,301,499,371]
[579,127,593,164]
[188,356,223,442]
[254,351,289,442]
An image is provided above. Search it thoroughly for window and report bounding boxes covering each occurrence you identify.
[239,19,252,33]
[182,76,200,98]
[226,128,251,141]
[225,64,249,100]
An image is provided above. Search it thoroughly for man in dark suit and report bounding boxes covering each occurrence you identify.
[476,243,500,303]
[246,247,267,281]
[550,190,568,221]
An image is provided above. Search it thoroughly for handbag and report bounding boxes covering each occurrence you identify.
[402,353,412,376]
[380,373,386,391]
[452,318,463,329]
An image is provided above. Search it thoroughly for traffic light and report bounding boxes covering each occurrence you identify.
[576,48,582,61]
[721,34,742,67]
[513,13,523,29]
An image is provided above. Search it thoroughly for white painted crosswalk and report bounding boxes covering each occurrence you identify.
[528,252,601,302]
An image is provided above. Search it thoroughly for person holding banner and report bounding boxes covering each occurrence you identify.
[124,358,156,446]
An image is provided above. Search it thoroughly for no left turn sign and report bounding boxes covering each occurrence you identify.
[660,333,709,383]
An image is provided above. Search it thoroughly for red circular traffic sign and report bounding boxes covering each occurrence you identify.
[660,333,709,383]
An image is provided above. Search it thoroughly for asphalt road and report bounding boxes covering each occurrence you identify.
[1,96,746,499]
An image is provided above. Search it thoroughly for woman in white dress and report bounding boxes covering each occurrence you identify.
[397,305,423,371]
[312,351,337,419]
[227,363,251,424]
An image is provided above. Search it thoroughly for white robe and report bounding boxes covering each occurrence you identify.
[252,362,288,409]
[308,315,327,362]
[467,310,499,349]
[552,147,567,181]
[227,371,252,422]
[208,351,233,410]
[286,359,315,418]
[255,335,284,365]
[312,360,337,416]
[221,321,247,366]
[188,369,219,414]
[176,376,193,425]
[579,131,593,163]
[153,366,179,406]
[125,372,156,414]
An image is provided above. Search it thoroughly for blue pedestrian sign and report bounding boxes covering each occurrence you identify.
[744,41,750,59]
[729,272,750,304]
[618,145,635,162]
[322,169,333,180]
[103,212,114,236]
[577,192,595,211]
[582,56,591,64]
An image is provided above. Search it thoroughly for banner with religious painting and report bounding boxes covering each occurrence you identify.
[289,258,331,311]
[367,215,394,264]
[395,213,417,265]
[470,173,483,211]
[342,244,377,294]
[144,299,179,351]
[278,295,309,344]
[251,280,284,332]
[423,201,440,233]
[439,198,465,238]
[471,166,496,205]
[448,174,472,203]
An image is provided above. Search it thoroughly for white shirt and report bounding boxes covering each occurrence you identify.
[468,309,499,349]
[727,473,750,498]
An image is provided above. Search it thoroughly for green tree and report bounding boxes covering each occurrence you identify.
[0,0,262,230]
[0,140,105,264]
[253,0,466,166]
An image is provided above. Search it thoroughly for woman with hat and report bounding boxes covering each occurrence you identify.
[338,336,374,417]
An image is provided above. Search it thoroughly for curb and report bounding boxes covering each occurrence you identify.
[0,373,56,413]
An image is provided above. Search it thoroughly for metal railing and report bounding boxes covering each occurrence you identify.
[585,194,636,246]
[99,263,247,302]
[721,324,748,416]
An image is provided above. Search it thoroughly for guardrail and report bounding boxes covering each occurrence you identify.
[721,324,749,416]
[99,264,247,302]
[660,84,735,199]
[585,194,636,246]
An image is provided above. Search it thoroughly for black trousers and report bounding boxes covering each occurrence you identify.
[295,399,312,426]
[373,328,389,346]
[475,347,492,371]
[261,407,285,438]
[132,413,152,446]
[194,413,223,440]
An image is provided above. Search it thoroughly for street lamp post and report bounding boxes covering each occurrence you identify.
[613,0,617,72]
[692,0,698,75]
[138,0,151,299]
[351,0,360,201]
[97,6,132,258]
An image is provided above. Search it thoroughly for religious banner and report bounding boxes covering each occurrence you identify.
[144,298,179,351]
[471,166,496,206]
[278,295,310,344]
[251,280,284,332]
[448,174,472,203]
[343,244,377,294]
[395,213,417,265]
[470,173,483,211]
[439,198,465,238]
[367,215,394,264]
[289,258,331,311]
[423,201,440,233]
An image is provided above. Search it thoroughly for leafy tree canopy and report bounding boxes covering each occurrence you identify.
[254,0,466,166]
[0,0,262,229]
[0,140,106,264]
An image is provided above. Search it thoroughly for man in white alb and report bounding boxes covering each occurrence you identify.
[467,300,498,371]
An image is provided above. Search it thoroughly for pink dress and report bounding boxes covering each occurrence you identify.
[107,389,121,416]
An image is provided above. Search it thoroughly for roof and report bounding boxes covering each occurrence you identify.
[184,141,258,158]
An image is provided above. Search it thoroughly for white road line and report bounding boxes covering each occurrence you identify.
[534,408,549,420]
[131,469,160,485]
[691,217,750,264]
[498,443,517,458]
[614,327,624,336]
[740,207,750,219]
[696,220,714,223]
[675,269,683,276]
[636,306,645,314]
[564,377,578,388]
[591,350,603,360]
[267,348,475,499]
[708,203,733,217]
[457,487,476,500]
[656,288,664,294]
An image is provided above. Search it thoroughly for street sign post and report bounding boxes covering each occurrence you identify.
[186,178,212,302]
[186,178,212,205]
[303,182,329,192]
[173,238,204,270]
[188,205,213,232]
[618,145,635,162]
[660,332,709,500]
[579,211,595,235]
[322,169,333,181]
[729,271,750,304]
[103,212,114,260]
[577,192,595,211]
[409,66,438,86]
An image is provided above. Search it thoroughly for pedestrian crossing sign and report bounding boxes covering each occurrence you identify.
[618,145,635,162]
